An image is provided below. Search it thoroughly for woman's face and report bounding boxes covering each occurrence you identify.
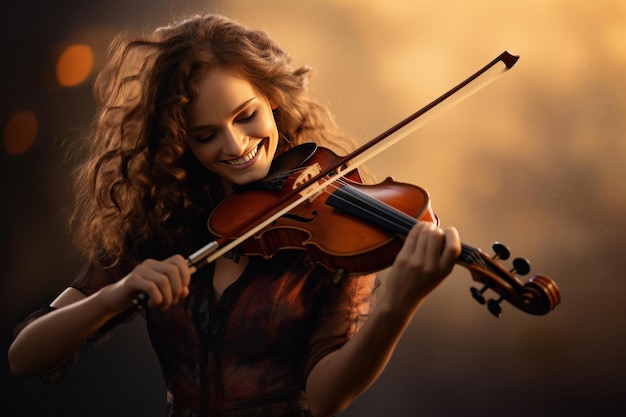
[185,67,279,191]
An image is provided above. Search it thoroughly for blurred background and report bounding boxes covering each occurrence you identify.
[1,0,624,416]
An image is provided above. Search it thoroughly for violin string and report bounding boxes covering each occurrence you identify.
[318,177,417,236]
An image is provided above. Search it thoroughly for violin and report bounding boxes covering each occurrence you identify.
[208,144,560,318]
[135,51,561,317]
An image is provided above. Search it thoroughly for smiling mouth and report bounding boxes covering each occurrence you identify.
[224,140,265,167]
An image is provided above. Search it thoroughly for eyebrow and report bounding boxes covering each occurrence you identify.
[187,97,257,134]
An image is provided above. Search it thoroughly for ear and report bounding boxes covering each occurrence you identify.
[270,100,278,110]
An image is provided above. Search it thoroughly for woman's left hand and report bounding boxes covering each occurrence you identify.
[383,222,461,311]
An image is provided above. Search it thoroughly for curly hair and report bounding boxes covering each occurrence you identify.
[70,14,358,266]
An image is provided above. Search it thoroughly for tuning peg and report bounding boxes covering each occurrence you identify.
[470,285,488,304]
[487,296,504,318]
[492,242,510,260]
[510,257,531,276]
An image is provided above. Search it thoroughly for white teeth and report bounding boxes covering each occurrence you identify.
[226,145,259,166]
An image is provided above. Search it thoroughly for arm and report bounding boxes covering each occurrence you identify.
[8,254,191,377]
[305,222,461,416]
[8,287,126,377]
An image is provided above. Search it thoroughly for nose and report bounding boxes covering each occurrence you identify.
[222,125,249,156]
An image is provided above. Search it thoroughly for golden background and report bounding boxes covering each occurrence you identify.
[1,0,624,416]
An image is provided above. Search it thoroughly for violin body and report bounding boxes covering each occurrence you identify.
[209,146,438,274]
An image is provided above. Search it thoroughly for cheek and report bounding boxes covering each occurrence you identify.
[256,108,279,137]
[185,143,217,168]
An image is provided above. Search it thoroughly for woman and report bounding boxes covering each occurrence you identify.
[8,13,460,417]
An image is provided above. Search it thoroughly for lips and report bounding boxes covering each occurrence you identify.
[224,140,264,167]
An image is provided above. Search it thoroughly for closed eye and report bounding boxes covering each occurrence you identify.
[194,130,217,144]
[236,110,257,123]
[193,112,256,143]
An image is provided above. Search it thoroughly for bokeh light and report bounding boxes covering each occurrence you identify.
[3,110,38,155]
[55,44,94,87]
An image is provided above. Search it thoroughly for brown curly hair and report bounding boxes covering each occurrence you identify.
[70,14,358,267]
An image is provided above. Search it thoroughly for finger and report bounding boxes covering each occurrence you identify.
[423,226,446,272]
[127,264,165,308]
[140,261,175,308]
[170,255,191,297]
[401,222,421,254]
[413,222,435,265]
[441,227,461,271]
[165,254,192,301]
[400,221,429,261]
[151,255,192,305]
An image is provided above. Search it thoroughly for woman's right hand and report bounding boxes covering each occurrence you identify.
[9,254,190,377]
[102,254,191,311]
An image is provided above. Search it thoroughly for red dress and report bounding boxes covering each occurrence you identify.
[16,251,379,417]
